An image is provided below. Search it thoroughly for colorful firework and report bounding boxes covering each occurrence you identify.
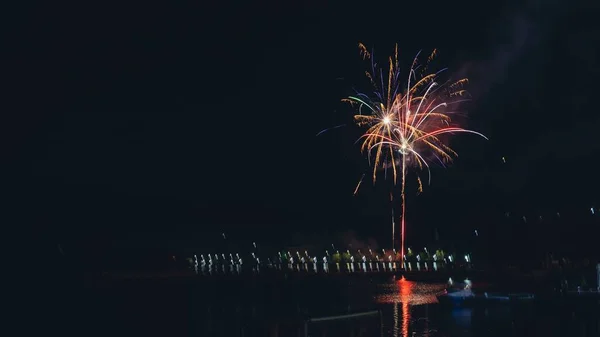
[346,43,488,261]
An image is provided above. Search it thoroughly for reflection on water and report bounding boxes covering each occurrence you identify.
[401,280,411,337]
[375,278,446,336]
[375,278,446,305]
[451,307,473,329]
[393,301,399,337]
[84,275,600,337]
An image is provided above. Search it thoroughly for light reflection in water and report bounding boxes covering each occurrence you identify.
[376,278,446,337]
[401,279,412,337]
[393,301,399,336]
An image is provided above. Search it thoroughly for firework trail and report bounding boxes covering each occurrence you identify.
[345,43,488,261]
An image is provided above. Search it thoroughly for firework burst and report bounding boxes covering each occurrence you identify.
[345,43,487,260]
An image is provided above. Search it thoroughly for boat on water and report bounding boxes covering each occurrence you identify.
[445,277,472,292]
[567,288,600,297]
[437,278,534,307]
[437,291,535,307]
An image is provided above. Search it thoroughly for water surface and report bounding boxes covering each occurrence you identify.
[71,274,599,336]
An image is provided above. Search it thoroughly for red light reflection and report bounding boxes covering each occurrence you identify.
[399,278,413,337]
[375,279,446,337]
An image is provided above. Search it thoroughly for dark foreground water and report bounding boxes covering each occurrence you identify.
[47,273,599,337]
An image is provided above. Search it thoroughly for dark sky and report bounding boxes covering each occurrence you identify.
[10,0,600,253]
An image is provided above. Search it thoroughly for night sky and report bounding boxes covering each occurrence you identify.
[10,0,600,258]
